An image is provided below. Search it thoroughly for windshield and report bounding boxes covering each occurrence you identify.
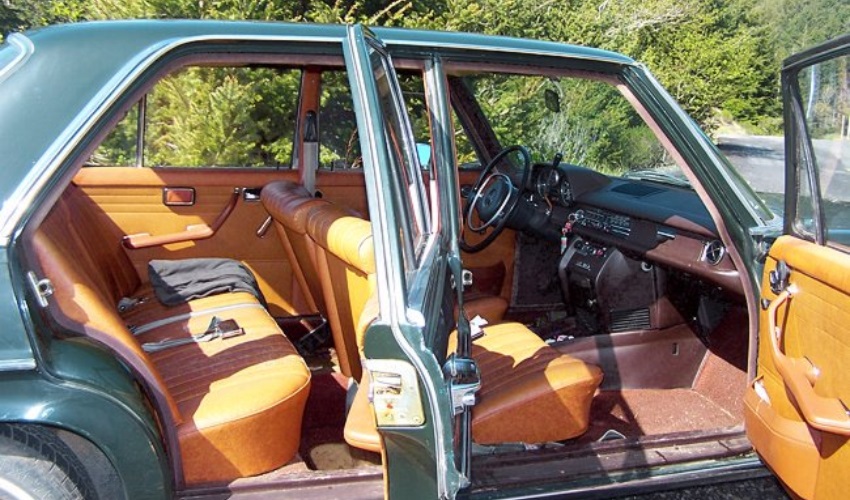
[452,73,685,183]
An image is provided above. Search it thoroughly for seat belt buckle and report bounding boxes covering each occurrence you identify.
[209,317,245,339]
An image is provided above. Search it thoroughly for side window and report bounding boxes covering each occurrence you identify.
[319,70,362,170]
[318,70,429,170]
[89,66,301,168]
[793,54,850,247]
[368,43,430,273]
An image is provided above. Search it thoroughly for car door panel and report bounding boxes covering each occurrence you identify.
[744,35,850,500]
[72,166,300,316]
[746,235,850,498]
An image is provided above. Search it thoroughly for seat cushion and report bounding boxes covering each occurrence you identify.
[33,186,312,485]
[128,293,311,484]
[468,322,603,443]
[344,322,602,451]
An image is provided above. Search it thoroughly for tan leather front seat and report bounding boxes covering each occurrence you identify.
[304,201,602,449]
[261,181,331,315]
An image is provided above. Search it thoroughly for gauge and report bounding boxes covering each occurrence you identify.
[535,165,554,198]
[559,177,573,206]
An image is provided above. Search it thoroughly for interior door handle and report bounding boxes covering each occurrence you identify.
[123,188,240,249]
[767,286,850,436]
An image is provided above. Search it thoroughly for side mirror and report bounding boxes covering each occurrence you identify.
[544,88,561,113]
[416,143,432,169]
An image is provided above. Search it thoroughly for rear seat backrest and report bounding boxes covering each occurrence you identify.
[306,204,376,381]
[31,189,181,421]
[52,184,140,303]
[261,181,331,315]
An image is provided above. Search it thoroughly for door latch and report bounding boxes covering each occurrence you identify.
[365,359,425,426]
[451,269,473,291]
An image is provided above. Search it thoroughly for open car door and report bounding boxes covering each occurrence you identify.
[342,25,472,499]
[744,34,850,499]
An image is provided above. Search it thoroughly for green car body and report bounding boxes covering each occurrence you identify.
[0,20,785,499]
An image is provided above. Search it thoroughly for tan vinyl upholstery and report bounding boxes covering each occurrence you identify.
[449,323,603,444]
[263,181,508,380]
[303,200,601,451]
[30,185,311,485]
[261,181,330,315]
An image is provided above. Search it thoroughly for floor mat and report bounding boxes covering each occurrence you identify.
[579,388,740,444]
[307,443,381,470]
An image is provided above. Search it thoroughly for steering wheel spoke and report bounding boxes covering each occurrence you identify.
[461,145,531,253]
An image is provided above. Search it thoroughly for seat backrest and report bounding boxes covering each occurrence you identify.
[306,203,376,381]
[30,187,181,421]
[261,181,330,316]
[52,184,141,303]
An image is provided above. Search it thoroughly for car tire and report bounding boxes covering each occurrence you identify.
[0,424,97,500]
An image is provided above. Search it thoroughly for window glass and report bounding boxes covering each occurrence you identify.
[319,70,361,170]
[795,56,850,247]
[368,44,430,272]
[90,66,300,167]
[89,104,138,166]
[450,73,679,180]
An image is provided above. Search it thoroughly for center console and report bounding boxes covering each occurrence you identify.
[558,212,683,334]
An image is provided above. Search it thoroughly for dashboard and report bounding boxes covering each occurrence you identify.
[526,163,742,294]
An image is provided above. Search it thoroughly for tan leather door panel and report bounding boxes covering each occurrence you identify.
[73,167,300,316]
[745,235,850,499]
[458,169,515,300]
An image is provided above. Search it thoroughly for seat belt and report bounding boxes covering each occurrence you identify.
[301,110,319,195]
[142,316,245,353]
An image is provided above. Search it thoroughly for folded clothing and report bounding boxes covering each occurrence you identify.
[149,258,266,307]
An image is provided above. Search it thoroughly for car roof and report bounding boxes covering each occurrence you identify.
[0,20,635,243]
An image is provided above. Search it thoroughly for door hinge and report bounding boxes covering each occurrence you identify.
[443,355,480,415]
[451,269,473,291]
[27,271,54,308]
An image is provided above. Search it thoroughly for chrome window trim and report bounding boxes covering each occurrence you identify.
[381,38,633,66]
[0,34,341,245]
[0,34,34,85]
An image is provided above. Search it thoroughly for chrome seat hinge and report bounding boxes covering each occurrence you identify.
[443,354,481,415]
[27,271,54,308]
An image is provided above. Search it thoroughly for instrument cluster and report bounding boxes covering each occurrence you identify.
[533,164,573,207]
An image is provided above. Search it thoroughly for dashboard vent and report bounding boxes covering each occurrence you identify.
[609,308,651,332]
[703,240,726,266]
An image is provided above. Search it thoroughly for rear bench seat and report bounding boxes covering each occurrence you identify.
[29,185,311,485]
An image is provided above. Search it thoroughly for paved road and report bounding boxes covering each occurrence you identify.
[717,134,850,201]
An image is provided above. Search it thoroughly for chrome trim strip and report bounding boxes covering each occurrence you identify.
[0,33,34,85]
[0,33,342,245]
[129,302,264,336]
[380,38,634,66]
[0,359,37,371]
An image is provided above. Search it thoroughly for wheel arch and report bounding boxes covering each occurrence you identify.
[0,371,173,500]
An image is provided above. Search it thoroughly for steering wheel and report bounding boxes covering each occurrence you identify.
[461,145,532,253]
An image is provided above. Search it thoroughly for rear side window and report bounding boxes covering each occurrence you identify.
[89,66,301,168]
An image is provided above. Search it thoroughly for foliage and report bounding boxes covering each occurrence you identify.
[4,0,847,170]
